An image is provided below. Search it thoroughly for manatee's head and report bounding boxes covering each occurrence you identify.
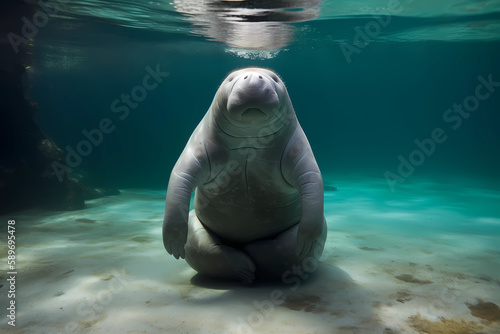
[212,67,293,136]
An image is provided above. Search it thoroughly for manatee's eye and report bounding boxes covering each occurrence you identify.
[271,75,279,83]
[227,75,235,82]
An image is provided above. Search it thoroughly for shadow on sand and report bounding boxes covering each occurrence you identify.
[189,263,384,333]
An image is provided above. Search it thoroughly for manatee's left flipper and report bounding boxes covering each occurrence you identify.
[281,126,325,257]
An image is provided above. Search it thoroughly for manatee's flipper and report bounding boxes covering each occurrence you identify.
[281,126,325,257]
[163,123,210,259]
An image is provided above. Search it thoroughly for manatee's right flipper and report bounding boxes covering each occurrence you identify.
[185,211,256,284]
[163,122,210,259]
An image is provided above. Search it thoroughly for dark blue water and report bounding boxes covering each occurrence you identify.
[29,0,500,190]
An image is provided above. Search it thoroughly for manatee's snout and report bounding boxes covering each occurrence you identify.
[227,70,280,122]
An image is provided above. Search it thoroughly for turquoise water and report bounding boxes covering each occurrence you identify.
[2,0,500,333]
[30,0,500,188]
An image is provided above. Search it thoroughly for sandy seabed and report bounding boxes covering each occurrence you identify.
[1,176,500,334]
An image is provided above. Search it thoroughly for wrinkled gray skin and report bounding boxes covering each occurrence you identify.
[163,67,326,283]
